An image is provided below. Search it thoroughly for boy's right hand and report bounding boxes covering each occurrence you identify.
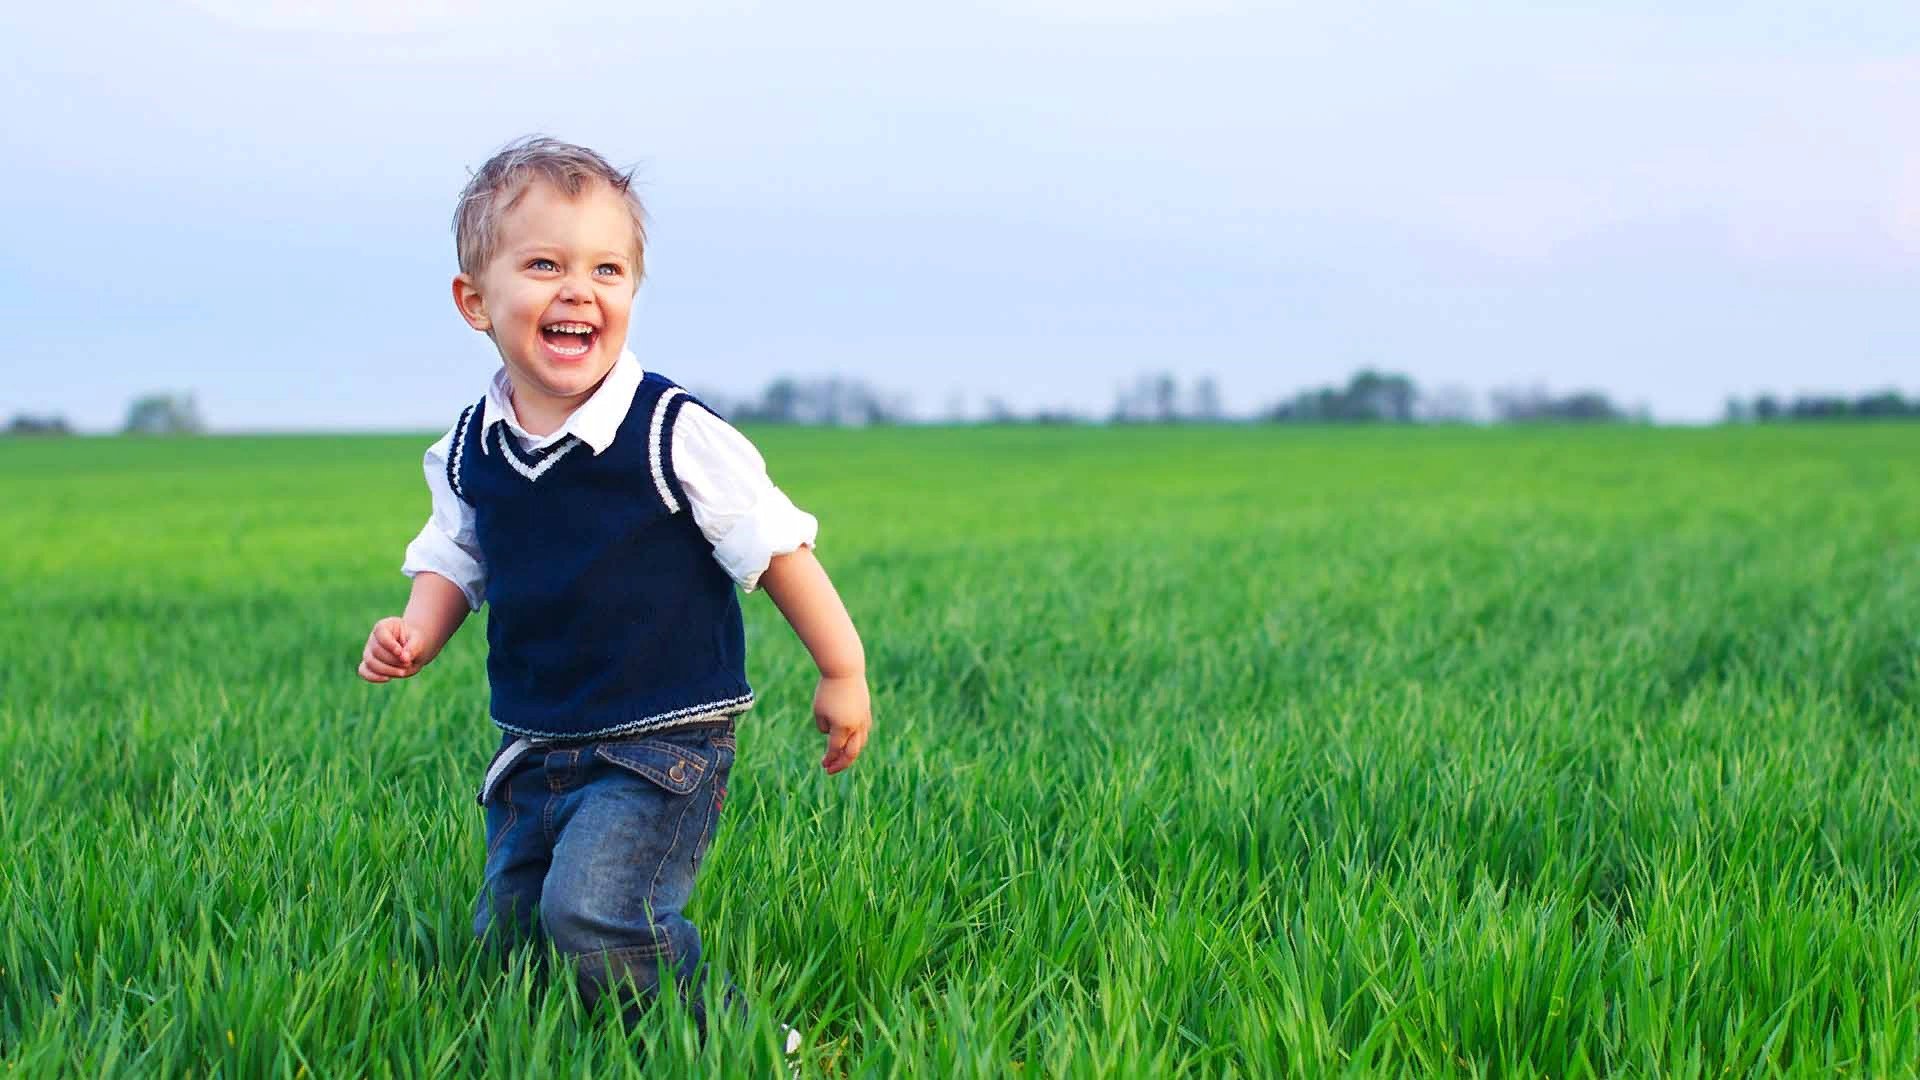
[358,617,423,683]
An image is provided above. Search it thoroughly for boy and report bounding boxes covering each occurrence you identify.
[356,136,870,1047]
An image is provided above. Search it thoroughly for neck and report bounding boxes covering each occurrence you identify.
[508,381,595,438]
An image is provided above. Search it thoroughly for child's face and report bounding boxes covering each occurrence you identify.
[452,179,640,414]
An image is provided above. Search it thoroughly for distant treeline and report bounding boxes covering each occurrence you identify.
[4,392,205,437]
[6,414,72,436]
[10,377,1917,436]
[693,369,1654,427]
[1258,371,1650,424]
[699,378,910,427]
[1725,390,1920,423]
[691,374,1920,426]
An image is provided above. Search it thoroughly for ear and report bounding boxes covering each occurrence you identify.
[452,273,491,332]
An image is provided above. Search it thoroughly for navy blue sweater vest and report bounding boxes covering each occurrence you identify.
[447,374,752,739]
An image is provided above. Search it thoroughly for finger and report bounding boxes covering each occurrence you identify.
[362,655,410,680]
[369,640,406,666]
[832,731,868,772]
[358,660,390,683]
[815,710,830,734]
[377,622,414,664]
[392,622,414,662]
[822,726,854,771]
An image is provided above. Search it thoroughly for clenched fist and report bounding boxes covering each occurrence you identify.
[814,673,871,774]
[358,617,426,683]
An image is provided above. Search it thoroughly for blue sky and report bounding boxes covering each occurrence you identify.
[3,1,1916,429]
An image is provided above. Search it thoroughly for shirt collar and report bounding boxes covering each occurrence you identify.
[479,349,644,456]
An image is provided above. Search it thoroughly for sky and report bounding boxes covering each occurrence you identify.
[2,1,1917,430]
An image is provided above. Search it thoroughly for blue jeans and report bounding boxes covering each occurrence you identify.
[472,720,740,1030]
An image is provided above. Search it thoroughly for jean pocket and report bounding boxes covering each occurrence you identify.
[592,737,713,796]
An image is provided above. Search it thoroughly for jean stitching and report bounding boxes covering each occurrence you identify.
[486,797,518,862]
[541,788,559,847]
[594,741,702,793]
[547,749,577,793]
[692,746,726,875]
[647,777,700,924]
[692,779,717,876]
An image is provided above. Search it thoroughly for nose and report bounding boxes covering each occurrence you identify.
[557,272,592,303]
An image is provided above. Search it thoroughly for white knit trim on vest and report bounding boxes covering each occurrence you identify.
[448,403,477,502]
[494,424,582,481]
[650,387,688,514]
[492,690,757,742]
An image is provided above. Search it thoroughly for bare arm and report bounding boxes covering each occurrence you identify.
[358,571,471,683]
[759,547,871,773]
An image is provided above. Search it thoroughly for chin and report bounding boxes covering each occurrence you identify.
[575,362,621,389]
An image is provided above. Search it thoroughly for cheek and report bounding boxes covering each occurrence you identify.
[507,294,552,329]
[599,291,635,326]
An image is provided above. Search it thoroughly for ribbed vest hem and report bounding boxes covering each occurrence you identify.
[490,685,756,741]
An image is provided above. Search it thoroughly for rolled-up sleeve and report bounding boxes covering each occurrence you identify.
[673,406,818,593]
[400,427,488,610]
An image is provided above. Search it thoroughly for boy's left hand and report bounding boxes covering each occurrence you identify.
[814,674,871,774]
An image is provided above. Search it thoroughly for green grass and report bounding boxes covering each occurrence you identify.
[2,423,1917,1077]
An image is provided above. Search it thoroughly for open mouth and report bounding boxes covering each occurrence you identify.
[541,321,597,358]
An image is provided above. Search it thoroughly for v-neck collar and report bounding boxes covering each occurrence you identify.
[479,350,645,459]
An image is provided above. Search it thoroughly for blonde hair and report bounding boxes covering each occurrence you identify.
[453,135,647,284]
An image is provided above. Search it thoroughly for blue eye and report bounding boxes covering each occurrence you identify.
[595,263,622,277]
[528,258,557,272]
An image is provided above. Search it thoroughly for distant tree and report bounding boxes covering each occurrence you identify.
[1190,377,1223,422]
[1111,375,1153,423]
[1110,373,1192,423]
[1151,374,1178,422]
[730,377,909,426]
[1489,385,1624,423]
[123,393,204,435]
[1852,390,1916,418]
[6,413,72,436]
[1737,389,1919,422]
[758,378,800,423]
[1346,370,1416,422]
[1266,369,1421,423]
[1559,391,1624,422]
[1417,384,1479,424]
[1787,395,1851,420]
[1026,406,1090,425]
[820,380,850,424]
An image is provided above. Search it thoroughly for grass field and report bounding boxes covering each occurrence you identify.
[2,423,1918,1077]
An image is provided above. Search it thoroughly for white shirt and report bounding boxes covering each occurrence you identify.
[402,350,817,609]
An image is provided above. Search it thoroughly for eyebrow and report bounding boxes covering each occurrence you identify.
[508,245,631,262]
